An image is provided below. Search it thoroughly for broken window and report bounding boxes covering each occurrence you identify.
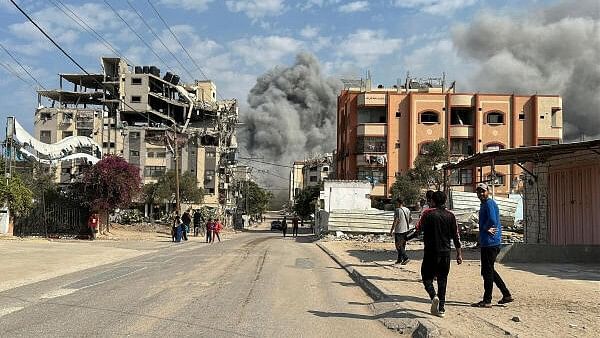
[357,137,386,153]
[420,111,439,124]
[358,107,387,123]
[450,107,474,125]
[551,108,560,127]
[486,111,504,124]
[357,168,386,184]
[450,139,474,156]
[40,130,51,143]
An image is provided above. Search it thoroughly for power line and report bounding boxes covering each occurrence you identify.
[103,0,174,74]
[50,0,132,65]
[0,42,46,89]
[238,157,293,168]
[126,0,194,82]
[0,61,33,87]
[146,0,224,100]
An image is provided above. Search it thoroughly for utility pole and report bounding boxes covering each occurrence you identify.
[174,131,180,216]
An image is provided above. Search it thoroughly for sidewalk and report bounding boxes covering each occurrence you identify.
[318,240,600,337]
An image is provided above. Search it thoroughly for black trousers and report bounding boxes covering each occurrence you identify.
[282,227,287,237]
[394,232,409,262]
[292,225,298,236]
[421,254,451,309]
[481,246,511,303]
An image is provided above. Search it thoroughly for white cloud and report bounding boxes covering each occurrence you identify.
[337,29,402,66]
[300,25,320,39]
[298,0,341,10]
[393,0,477,15]
[339,1,369,13]
[157,0,214,12]
[230,35,303,67]
[226,0,285,19]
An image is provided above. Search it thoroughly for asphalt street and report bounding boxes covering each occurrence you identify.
[0,230,395,337]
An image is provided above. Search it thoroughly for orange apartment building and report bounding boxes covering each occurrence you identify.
[336,81,563,199]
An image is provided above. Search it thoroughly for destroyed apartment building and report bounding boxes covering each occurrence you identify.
[33,57,239,211]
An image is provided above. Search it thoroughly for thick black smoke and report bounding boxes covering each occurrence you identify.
[242,53,342,163]
[453,0,600,140]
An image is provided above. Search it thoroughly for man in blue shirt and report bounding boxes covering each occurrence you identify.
[472,183,513,308]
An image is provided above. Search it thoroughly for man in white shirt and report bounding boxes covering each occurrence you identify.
[390,199,412,265]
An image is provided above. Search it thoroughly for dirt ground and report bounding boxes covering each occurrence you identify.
[321,240,600,338]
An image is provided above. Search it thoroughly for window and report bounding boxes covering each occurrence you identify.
[484,143,504,152]
[62,131,73,139]
[156,152,166,158]
[206,152,216,158]
[358,107,387,123]
[419,142,433,155]
[551,108,560,127]
[310,176,318,182]
[322,166,329,172]
[420,111,439,123]
[62,112,73,122]
[486,173,505,186]
[129,132,140,139]
[450,139,474,156]
[206,188,215,194]
[205,170,215,181]
[395,111,401,118]
[40,112,52,120]
[357,137,386,153]
[131,96,141,103]
[357,168,386,184]
[309,167,317,172]
[486,112,504,124]
[144,166,165,177]
[450,107,474,125]
[131,77,142,85]
[130,150,140,157]
[102,142,116,148]
[519,113,525,120]
[449,169,473,185]
[61,167,71,174]
[40,130,51,143]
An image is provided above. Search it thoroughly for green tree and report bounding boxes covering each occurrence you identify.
[80,155,142,232]
[390,171,421,206]
[293,185,321,219]
[241,181,272,216]
[0,176,34,216]
[154,170,204,204]
[412,138,449,190]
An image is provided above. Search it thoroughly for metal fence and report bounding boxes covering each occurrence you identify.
[14,199,89,237]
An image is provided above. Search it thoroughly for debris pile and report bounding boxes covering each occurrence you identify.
[324,231,394,243]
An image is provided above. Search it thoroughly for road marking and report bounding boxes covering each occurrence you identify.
[0,306,24,318]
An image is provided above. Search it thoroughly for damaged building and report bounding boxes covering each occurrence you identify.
[33,57,239,212]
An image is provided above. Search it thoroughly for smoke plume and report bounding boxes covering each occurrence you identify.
[452,0,600,140]
[243,53,342,164]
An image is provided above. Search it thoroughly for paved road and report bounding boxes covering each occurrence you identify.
[0,230,395,337]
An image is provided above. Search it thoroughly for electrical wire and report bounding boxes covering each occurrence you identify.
[50,0,132,65]
[146,0,224,100]
[0,61,33,87]
[238,157,294,168]
[126,0,195,82]
[103,0,174,74]
[0,42,46,89]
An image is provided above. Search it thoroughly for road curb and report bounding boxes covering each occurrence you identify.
[316,242,439,337]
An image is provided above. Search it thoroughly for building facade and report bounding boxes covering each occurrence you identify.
[288,154,332,204]
[336,78,563,199]
[33,57,239,211]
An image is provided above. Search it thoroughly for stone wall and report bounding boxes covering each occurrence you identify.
[523,163,549,244]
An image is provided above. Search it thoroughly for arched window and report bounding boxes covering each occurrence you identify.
[484,143,505,152]
[486,111,505,124]
[419,142,433,155]
[420,111,439,124]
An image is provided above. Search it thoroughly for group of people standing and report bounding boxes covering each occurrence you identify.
[281,215,300,237]
[172,209,222,244]
[390,183,513,318]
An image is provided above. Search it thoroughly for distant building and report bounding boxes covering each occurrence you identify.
[288,153,333,204]
[336,75,563,200]
[33,57,239,212]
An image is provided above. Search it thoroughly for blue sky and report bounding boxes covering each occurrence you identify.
[0,0,559,134]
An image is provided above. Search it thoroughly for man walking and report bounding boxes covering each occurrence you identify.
[472,183,513,308]
[389,199,411,265]
[292,215,299,237]
[193,209,202,237]
[282,217,288,237]
[420,191,463,317]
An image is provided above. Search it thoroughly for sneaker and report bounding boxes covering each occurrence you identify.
[437,308,445,318]
[498,296,514,305]
[400,258,410,265]
[431,296,440,315]
[395,260,402,265]
[471,301,492,308]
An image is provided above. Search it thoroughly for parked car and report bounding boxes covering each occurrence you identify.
[270,220,282,230]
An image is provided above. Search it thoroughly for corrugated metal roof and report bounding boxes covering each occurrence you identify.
[444,139,600,170]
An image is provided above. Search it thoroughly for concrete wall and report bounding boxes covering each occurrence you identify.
[321,181,372,212]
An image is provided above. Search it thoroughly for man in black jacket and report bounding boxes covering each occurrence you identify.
[420,191,463,318]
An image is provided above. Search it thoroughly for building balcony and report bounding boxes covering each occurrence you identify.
[357,154,387,166]
[358,93,387,106]
[449,125,474,138]
[357,123,386,137]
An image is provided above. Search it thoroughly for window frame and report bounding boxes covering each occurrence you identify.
[485,111,505,125]
[419,111,440,124]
